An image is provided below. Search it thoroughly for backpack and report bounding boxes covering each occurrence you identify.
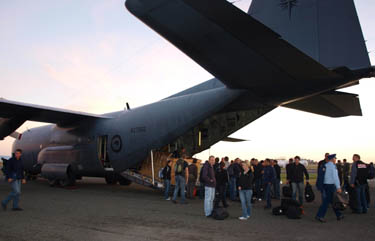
[286,206,302,219]
[316,162,326,192]
[281,198,301,212]
[304,183,315,203]
[272,206,285,216]
[368,164,375,179]
[211,207,229,220]
[282,186,292,198]
[175,159,184,175]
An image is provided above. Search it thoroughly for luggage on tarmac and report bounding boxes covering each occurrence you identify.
[281,198,301,211]
[347,186,359,211]
[211,207,229,220]
[272,206,285,216]
[304,183,315,203]
[282,185,292,198]
[286,206,302,219]
[333,192,349,211]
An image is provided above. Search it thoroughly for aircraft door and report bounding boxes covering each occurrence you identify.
[97,135,112,170]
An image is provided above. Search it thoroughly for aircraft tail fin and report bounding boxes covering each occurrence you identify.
[248,0,371,70]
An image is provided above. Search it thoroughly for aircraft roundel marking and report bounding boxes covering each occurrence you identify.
[111,135,122,153]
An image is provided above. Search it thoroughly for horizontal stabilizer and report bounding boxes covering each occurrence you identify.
[283,91,362,118]
[221,137,248,142]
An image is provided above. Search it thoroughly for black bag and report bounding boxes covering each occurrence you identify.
[347,186,359,211]
[272,206,285,216]
[211,207,229,220]
[286,206,302,219]
[304,183,315,203]
[282,185,292,198]
[281,198,300,210]
[333,192,349,211]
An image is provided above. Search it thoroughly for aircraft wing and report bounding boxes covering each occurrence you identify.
[0,98,111,139]
[125,0,343,94]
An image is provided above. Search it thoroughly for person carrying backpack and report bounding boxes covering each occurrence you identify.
[162,160,172,200]
[187,159,198,199]
[172,156,189,204]
[350,154,369,214]
[201,156,216,217]
[315,154,344,223]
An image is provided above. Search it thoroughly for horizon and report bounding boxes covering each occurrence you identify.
[0,0,374,163]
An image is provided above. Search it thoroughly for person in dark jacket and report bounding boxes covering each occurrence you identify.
[342,159,350,191]
[285,158,294,181]
[2,149,26,211]
[263,159,276,209]
[202,156,216,217]
[228,158,242,201]
[187,159,198,199]
[272,160,281,199]
[162,160,172,200]
[253,159,264,200]
[238,161,254,220]
[288,156,309,205]
[214,162,229,208]
[336,160,343,186]
[350,154,368,214]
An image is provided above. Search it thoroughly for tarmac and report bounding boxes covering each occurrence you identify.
[0,177,374,241]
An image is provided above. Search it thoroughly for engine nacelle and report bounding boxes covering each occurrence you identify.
[41,163,70,180]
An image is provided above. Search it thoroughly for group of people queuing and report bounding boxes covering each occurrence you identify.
[161,152,374,222]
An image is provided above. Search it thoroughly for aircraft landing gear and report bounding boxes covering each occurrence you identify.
[59,167,76,187]
[105,172,118,185]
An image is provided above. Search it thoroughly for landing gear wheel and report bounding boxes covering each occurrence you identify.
[48,179,58,187]
[118,177,132,186]
[105,173,118,185]
[59,167,76,187]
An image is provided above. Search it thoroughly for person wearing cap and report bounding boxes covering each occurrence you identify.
[315,154,344,223]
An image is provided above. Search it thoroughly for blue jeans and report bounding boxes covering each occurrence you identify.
[172,175,186,202]
[164,179,171,199]
[356,184,368,213]
[316,184,342,218]
[239,189,253,218]
[291,182,304,205]
[229,177,237,200]
[2,179,21,209]
[273,179,280,199]
[264,183,272,208]
[204,186,215,216]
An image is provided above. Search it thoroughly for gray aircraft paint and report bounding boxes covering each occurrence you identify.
[0,0,373,185]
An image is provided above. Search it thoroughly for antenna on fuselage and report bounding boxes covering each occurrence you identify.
[125,102,131,111]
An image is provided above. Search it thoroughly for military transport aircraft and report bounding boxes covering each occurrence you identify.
[0,0,374,186]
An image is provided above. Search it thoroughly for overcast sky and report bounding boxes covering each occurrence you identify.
[0,0,374,162]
